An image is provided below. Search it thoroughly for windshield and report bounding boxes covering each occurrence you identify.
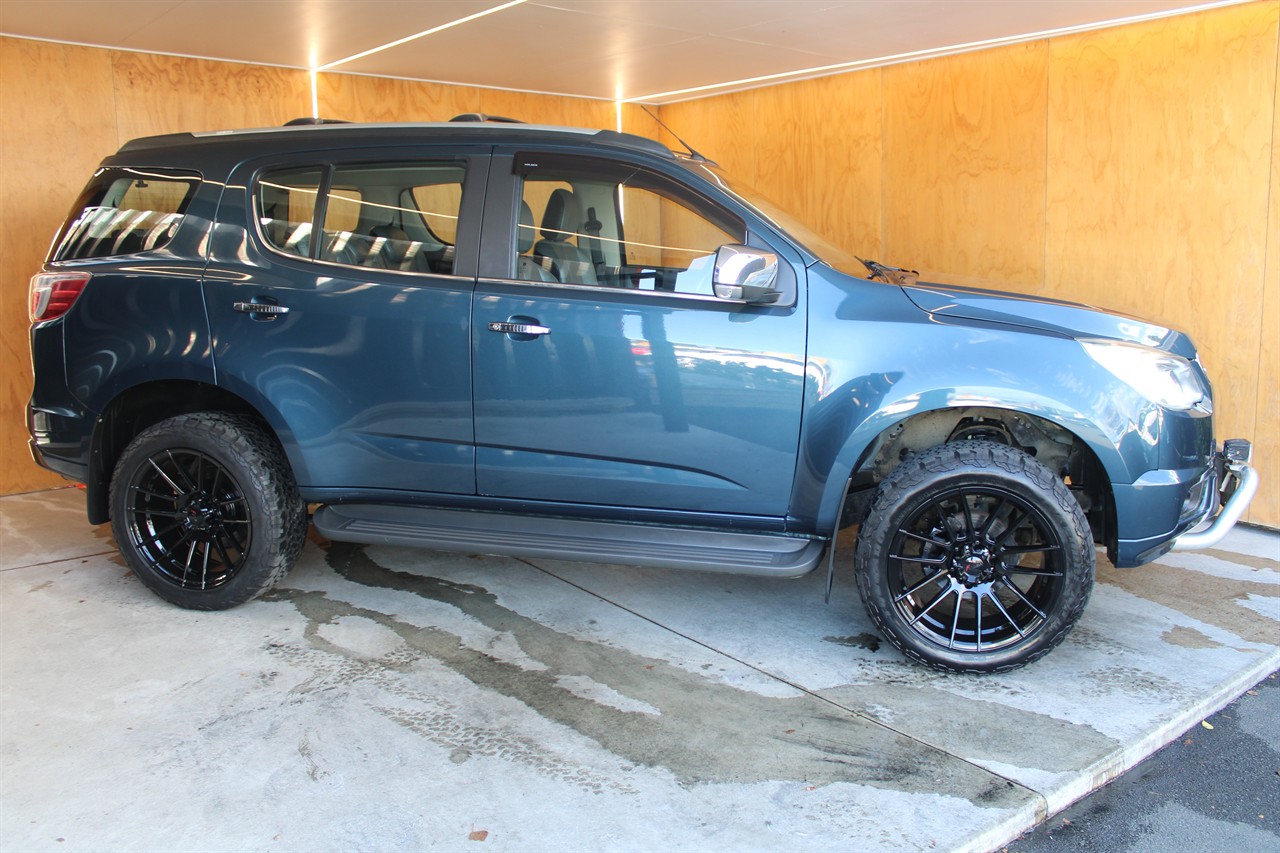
[674,158,869,278]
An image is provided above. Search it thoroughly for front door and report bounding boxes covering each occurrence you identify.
[472,151,807,517]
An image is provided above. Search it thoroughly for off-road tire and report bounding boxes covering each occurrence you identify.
[854,441,1094,673]
[109,412,307,610]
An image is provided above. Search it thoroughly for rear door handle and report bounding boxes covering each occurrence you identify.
[488,321,550,336]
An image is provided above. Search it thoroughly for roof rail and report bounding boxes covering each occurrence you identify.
[283,117,350,126]
[449,113,524,124]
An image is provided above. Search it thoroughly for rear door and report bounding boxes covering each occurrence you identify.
[204,147,486,495]
[471,149,808,517]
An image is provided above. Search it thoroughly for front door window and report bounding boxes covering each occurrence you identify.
[513,156,744,295]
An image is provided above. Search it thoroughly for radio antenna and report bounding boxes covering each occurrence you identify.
[640,105,714,164]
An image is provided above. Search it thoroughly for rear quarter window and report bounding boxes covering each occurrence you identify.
[52,168,201,261]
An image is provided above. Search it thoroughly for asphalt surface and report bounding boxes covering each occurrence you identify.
[1009,670,1279,852]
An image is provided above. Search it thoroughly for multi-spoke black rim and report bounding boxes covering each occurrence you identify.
[124,449,252,590]
[887,486,1065,653]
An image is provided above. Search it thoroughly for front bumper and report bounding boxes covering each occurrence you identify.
[1171,439,1258,551]
[1112,439,1258,566]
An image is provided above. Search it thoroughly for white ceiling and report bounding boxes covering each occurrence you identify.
[0,0,1245,104]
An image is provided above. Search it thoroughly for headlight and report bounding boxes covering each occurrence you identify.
[1080,339,1209,412]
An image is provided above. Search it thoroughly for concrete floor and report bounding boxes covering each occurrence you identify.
[1,487,1277,852]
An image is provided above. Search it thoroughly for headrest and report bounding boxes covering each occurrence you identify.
[518,201,536,254]
[540,188,581,242]
[370,223,413,264]
[369,223,407,241]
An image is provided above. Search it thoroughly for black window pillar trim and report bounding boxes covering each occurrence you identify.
[308,166,335,261]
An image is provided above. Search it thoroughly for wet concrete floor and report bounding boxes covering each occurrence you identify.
[2,487,1277,851]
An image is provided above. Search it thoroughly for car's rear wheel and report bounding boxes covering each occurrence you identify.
[855,441,1094,672]
[109,412,306,609]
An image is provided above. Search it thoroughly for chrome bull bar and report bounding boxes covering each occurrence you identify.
[1172,439,1259,551]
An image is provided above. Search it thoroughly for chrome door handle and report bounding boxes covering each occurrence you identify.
[233,301,290,316]
[488,321,550,336]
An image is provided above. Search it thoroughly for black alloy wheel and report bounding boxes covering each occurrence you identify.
[886,485,1064,654]
[855,441,1094,672]
[122,447,252,591]
[110,412,307,610]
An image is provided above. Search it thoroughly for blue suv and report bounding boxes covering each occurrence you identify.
[26,118,1258,672]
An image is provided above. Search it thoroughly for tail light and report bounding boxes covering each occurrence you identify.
[29,271,91,323]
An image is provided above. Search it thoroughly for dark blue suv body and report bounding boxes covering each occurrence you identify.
[27,120,1257,671]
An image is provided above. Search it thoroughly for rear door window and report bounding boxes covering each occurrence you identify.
[52,168,201,261]
[256,162,467,276]
[258,168,323,258]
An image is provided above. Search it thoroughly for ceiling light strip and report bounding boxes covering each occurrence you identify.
[625,0,1250,103]
[315,0,527,72]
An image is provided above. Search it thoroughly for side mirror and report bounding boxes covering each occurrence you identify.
[713,245,781,304]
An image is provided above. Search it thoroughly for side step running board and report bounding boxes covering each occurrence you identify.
[312,504,826,578]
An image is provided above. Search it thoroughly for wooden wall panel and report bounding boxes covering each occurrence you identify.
[477,89,613,129]
[2,2,1277,528]
[1255,42,1280,526]
[883,41,1049,290]
[318,74,614,128]
[619,103,654,139]
[754,72,883,260]
[1045,1,1278,522]
[658,73,882,261]
[317,74,484,122]
[0,40,617,499]
[749,85,812,220]
[111,53,310,141]
[0,38,118,495]
[658,90,757,180]
[655,3,1279,527]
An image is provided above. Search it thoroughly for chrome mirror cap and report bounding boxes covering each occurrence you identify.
[713,244,781,304]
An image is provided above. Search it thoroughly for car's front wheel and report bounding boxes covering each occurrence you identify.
[854,441,1094,672]
[109,412,307,610]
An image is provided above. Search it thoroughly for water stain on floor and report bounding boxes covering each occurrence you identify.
[1097,562,1278,644]
[824,633,882,652]
[263,541,1030,806]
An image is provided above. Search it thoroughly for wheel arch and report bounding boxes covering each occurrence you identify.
[85,379,293,524]
[816,403,1123,548]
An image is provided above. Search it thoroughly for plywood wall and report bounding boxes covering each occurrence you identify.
[0,41,312,496]
[659,1,1280,528]
[1045,2,1279,526]
[0,38,617,497]
[2,1,1277,528]
[315,74,616,129]
[1259,42,1280,526]
[660,73,883,261]
[884,41,1049,289]
[1,39,128,497]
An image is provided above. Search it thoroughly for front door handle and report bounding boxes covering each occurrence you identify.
[233,300,289,321]
[488,321,550,336]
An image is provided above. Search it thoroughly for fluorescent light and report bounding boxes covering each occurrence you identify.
[316,0,527,72]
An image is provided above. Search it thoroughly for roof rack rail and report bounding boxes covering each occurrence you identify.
[449,113,524,123]
[283,117,350,126]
